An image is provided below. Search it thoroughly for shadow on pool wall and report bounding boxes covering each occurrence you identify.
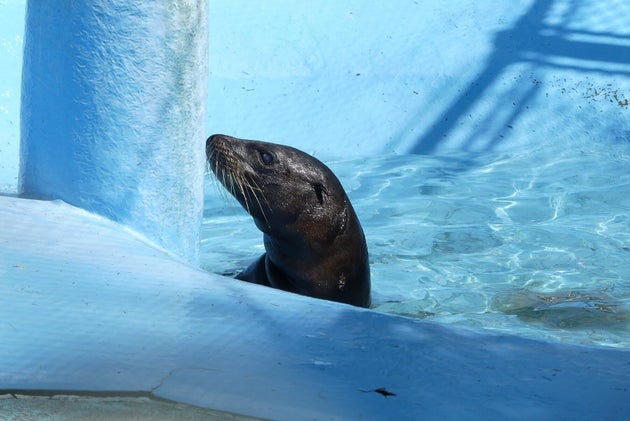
[408,0,630,154]
[410,0,630,154]
[205,0,630,160]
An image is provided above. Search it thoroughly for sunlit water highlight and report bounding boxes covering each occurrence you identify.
[202,142,630,349]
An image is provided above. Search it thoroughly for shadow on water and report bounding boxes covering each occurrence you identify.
[409,0,630,154]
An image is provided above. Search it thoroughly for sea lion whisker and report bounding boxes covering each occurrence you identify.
[242,174,264,221]
[211,150,240,206]
[215,171,233,203]
[245,175,271,228]
[234,171,254,215]
[216,160,233,203]
[206,149,227,199]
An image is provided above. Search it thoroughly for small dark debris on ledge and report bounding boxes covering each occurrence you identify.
[359,387,397,398]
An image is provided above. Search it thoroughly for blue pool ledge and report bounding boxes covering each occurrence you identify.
[1,195,629,419]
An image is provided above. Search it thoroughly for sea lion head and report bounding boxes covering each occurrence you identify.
[206,134,349,244]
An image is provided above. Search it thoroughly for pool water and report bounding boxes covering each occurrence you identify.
[202,140,630,349]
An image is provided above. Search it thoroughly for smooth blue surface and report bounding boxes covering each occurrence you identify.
[2,196,630,419]
[19,0,208,263]
[0,0,24,193]
[206,0,630,158]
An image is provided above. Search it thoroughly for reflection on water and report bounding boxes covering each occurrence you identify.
[492,290,628,329]
[202,141,630,348]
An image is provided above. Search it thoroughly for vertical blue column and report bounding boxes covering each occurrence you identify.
[19,1,208,264]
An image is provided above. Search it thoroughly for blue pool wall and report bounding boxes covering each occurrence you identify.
[5,0,630,263]
[17,1,208,264]
[5,1,630,190]
[204,1,630,159]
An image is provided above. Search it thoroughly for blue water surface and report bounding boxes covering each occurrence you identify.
[202,140,630,349]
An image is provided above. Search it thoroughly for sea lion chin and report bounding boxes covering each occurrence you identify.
[206,134,371,308]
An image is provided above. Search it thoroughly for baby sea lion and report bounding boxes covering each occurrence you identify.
[206,134,370,307]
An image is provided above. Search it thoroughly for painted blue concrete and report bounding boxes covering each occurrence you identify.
[0,0,24,193]
[4,1,629,186]
[19,1,208,264]
[206,1,630,158]
[2,195,630,419]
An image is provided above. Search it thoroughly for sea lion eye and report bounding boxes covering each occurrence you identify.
[259,150,274,165]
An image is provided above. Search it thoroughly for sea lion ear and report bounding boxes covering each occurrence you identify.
[313,183,327,204]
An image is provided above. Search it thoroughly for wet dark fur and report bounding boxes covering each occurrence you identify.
[206,134,370,307]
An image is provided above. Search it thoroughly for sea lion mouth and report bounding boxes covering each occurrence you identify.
[206,135,271,228]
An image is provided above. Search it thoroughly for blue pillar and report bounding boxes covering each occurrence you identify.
[19,1,208,264]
